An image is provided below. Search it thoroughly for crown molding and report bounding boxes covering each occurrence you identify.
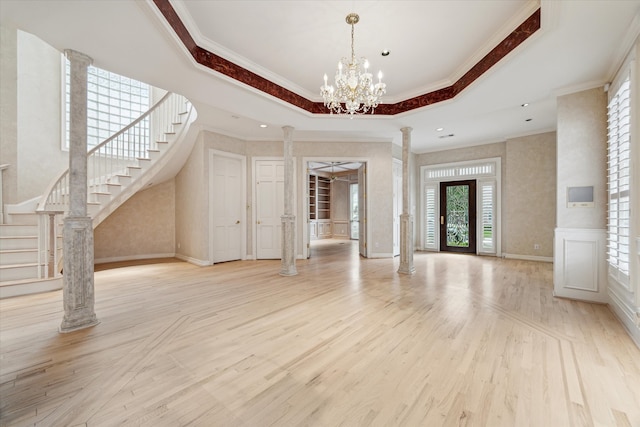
[152,0,541,116]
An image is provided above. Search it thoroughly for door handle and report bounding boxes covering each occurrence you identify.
[257,220,261,224]
[236,220,240,224]
[440,216,445,225]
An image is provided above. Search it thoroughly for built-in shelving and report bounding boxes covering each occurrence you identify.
[316,176,331,220]
[309,174,332,240]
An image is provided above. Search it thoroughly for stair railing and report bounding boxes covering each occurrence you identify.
[37,91,186,214]
[35,91,188,278]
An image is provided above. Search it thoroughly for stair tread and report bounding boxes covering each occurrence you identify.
[0,262,38,269]
[0,277,59,287]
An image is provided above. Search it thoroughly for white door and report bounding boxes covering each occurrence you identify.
[393,159,402,256]
[358,164,367,258]
[211,152,244,263]
[256,160,284,259]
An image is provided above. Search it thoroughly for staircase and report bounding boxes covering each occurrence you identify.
[0,92,196,298]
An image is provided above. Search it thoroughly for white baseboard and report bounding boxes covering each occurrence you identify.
[370,252,393,259]
[552,289,609,304]
[95,253,176,264]
[175,253,210,267]
[503,253,553,263]
[608,288,640,349]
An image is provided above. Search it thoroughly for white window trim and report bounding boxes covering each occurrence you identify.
[420,157,502,256]
[607,59,635,293]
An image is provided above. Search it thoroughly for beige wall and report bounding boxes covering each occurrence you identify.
[175,132,210,262]
[415,136,557,258]
[556,87,608,229]
[95,179,176,262]
[295,140,394,256]
[174,130,395,262]
[0,27,68,205]
[415,141,507,251]
[505,132,556,257]
[0,25,18,206]
[331,178,350,221]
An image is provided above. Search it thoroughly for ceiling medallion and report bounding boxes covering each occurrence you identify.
[320,13,386,116]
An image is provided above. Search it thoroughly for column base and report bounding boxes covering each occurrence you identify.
[280,214,298,276]
[61,216,98,333]
[397,213,415,275]
[60,316,100,333]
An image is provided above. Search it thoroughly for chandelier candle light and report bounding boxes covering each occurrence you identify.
[320,13,386,115]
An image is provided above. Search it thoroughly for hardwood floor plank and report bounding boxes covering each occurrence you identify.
[1,240,639,426]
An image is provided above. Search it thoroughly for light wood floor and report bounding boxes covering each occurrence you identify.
[1,240,639,426]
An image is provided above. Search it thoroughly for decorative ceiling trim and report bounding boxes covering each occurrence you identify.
[153,0,541,116]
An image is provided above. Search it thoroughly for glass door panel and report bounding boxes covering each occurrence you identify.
[439,180,476,253]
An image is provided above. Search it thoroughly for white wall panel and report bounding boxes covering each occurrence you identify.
[554,228,607,302]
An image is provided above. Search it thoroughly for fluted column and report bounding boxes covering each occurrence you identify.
[280,126,297,276]
[398,127,415,275]
[60,49,99,332]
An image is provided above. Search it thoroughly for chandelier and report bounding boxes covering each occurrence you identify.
[320,13,386,116]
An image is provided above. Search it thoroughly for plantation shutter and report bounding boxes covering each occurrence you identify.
[607,73,631,288]
[424,184,438,250]
[479,180,496,254]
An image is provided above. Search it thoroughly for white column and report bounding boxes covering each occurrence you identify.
[60,50,99,332]
[398,127,415,274]
[280,126,297,276]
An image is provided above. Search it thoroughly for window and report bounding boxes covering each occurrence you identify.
[480,180,496,251]
[607,73,631,288]
[424,184,437,249]
[65,59,150,149]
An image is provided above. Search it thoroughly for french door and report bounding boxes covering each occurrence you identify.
[439,180,477,253]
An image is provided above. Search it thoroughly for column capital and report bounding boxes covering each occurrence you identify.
[64,49,93,67]
[282,125,294,139]
[401,127,413,135]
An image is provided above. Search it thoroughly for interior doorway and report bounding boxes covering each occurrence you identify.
[439,180,477,253]
[305,159,368,259]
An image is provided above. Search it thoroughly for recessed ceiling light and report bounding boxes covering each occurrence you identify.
[521,103,529,107]
[259,124,267,128]
[436,127,444,132]
[381,49,390,57]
